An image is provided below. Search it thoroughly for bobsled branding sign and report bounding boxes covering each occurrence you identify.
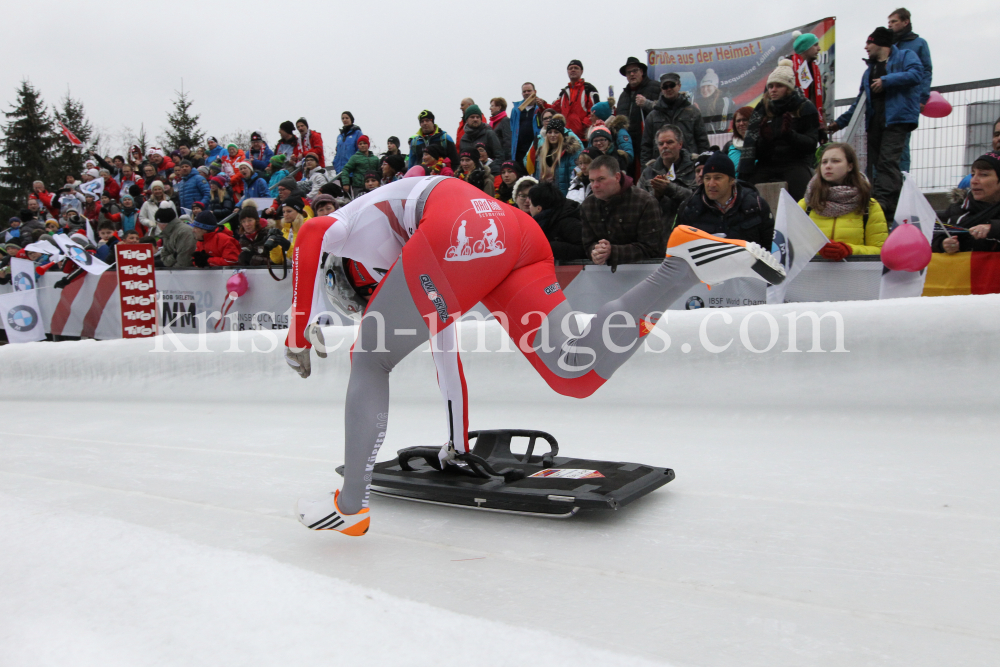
[419,274,449,323]
[444,215,506,262]
[116,244,158,338]
[647,17,835,131]
[528,469,605,479]
[10,258,36,291]
[0,288,46,344]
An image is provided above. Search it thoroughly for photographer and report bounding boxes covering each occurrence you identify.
[237,208,288,266]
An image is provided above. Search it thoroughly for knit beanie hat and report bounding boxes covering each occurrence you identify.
[297,117,309,128]
[278,177,298,193]
[591,101,612,121]
[767,59,796,90]
[364,172,380,182]
[463,105,483,122]
[546,117,566,133]
[792,30,819,55]
[385,154,406,173]
[210,176,227,189]
[702,152,736,179]
[270,154,287,168]
[568,59,583,70]
[189,211,219,231]
[867,27,894,48]
[418,109,435,121]
[282,196,305,214]
[210,161,223,172]
[154,202,176,223]
[250,131,263,141]
[589,126,613,143]
[357,135,370,146]
[700,69,720,88]
[500,161,518,174]
[150,180,165,190]
[226,143,238,150]
[310,194,336,211]
[973,152,1000,180]
[236,161,253,173]
[303,152,321,164]
[197,165,210,177]
[239,206,259,221]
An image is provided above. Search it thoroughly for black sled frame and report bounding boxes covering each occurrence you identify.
[337,429,674,518]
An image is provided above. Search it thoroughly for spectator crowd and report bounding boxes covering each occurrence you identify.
[5,8,995,291]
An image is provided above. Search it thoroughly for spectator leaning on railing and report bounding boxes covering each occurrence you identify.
[800,143,888,260]
[526,181,585,261]
[638,125,696,226]
[935,153,1000,254]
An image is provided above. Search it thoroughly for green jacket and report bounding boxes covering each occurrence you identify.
[159,218,197,267]
[339,152,381,190]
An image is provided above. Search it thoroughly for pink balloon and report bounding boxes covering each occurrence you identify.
[921,91,952,119]
[226,272,249,297]
[404,166,427,178]
[881,223,932,272]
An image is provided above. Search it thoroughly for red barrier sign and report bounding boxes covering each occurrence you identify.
[116,243,159,338]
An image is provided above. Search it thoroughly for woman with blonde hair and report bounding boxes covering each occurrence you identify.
[526,116,581,195]
[799,142,888,259]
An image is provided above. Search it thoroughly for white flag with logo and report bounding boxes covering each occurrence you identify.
[767,190,830,304]
[10,258,39,291]
[879,173,938,300]
[24,237,64,260]
[0,289,46,343]
[53,234,111,275]
[79,178,104,198]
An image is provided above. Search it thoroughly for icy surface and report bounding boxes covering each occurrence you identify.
[1,295,998,666]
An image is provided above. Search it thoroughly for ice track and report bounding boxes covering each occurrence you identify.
[2,295,999,666]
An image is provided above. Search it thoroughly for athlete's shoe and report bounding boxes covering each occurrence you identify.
[285,346,312,378]
[667,225,786,286]
[296,490,370,536]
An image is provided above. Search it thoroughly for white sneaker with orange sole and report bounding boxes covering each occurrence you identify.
[667,225,786,286]
[296,490,370,536]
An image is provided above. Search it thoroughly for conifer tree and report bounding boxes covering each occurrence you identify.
[0,80,56,221]
[51,90,94,181]
[162,87,203,150]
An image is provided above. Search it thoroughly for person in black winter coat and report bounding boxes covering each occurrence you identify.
[676,152,774,248]
[527,182,586,260]
[640,73,711,164]
[737,60,819,201]
[617,57,663,175]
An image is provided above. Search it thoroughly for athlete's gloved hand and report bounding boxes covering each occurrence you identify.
[285,346,312,379]
[819,241,852,261]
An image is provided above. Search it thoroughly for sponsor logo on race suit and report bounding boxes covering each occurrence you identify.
[444,199,507,262]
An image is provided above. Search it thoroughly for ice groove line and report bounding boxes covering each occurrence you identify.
[2,469,998,645]
[0,430,338,465]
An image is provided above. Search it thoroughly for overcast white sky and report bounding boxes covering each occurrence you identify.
[4,0,993,156]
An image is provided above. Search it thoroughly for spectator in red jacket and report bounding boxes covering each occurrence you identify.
[551,59,600,137]
[296,118,324,166]
[189,211,241,267]
[31,181,58,217]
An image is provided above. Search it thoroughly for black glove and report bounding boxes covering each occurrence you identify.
[54,276,71,289]
[192,250,209,267]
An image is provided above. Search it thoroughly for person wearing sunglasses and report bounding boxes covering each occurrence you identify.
[640,72,709,166]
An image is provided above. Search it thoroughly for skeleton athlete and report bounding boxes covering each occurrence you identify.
[285,175,784,536]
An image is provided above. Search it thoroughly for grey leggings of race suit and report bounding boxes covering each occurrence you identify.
[339,255,699,515]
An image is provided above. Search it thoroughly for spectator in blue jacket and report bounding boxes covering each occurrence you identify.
[509,82,544,166]
[247,131,275,172]
[333,112,362,173]
[205,136,227,165]
[889,7,933,173]
[177,160,211,212]
[829,27,923,218]
[236,162,271,206]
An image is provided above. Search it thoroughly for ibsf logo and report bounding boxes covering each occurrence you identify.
[444,215,506,262]
[6,305,38,331]
[13,272,34,292]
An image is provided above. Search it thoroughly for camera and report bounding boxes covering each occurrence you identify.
[263,229,290,253]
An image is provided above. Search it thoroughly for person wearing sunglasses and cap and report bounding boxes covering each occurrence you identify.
[640,73,710,166]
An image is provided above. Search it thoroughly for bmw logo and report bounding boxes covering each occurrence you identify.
[685,296,705,310]
[325,270,336,290]
[68,246,92,265]
[13,272,34,291]
[7,305,38,332]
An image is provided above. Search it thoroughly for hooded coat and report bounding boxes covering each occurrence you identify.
[640,93,710,164]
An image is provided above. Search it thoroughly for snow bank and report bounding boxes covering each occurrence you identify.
[1,295,997,408]
[0,493,666,667]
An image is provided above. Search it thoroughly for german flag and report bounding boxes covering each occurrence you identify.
[923,252,1000,296]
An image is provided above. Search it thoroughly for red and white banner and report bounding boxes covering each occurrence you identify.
[48,272,121,338]
[59,121,83,146]
[116,244,158,338]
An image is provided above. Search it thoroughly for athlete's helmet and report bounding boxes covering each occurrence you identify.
[322,253,369,321]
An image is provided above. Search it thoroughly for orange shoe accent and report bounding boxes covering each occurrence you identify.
[667,225,747,250]
[338,516,370,537]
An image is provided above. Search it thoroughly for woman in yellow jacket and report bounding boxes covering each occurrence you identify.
[798,142,888,259]
[268,195,311,264]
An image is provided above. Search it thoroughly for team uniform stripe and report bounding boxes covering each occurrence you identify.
[308,510,341,529]
[374,201,409,243]
[690,245,736,260]
[687,242,730,252]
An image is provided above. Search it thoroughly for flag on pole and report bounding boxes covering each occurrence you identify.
[52,234,111,276]
[78,177,104,199]
[767,190,830,304]
[10,258,38,291]
[0,289,46,344]
[59,121,83,146]
[879,173,939,299]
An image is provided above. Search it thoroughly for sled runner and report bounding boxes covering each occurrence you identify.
[337,429,674,518]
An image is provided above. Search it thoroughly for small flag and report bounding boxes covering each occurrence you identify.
[59,121,83,146]
[52,235,111,276]
[0,289,46,344]
[766,190,830,305]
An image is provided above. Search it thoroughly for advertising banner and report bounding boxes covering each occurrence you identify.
[647,18,835,133]
[117,244,158,338]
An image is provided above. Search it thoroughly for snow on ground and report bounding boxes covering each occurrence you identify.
[1,295,998,666]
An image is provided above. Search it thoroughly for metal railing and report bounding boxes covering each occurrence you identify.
[833,78,1000,193]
